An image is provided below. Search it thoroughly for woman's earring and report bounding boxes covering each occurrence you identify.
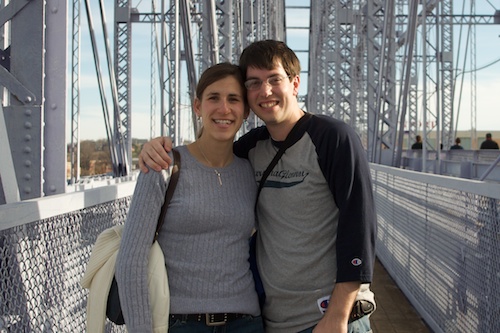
[196,116,203,135]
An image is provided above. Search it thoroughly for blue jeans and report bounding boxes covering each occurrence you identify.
[297,315,372,333]
[168,315,264,333]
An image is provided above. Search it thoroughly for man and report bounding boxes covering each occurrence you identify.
[480,133,499,149]
[450,137,463,150]
[139,40,376,333]
[411,135,423,149]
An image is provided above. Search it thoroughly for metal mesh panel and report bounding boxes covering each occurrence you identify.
[372,168,500,333]
[0,197,131,333]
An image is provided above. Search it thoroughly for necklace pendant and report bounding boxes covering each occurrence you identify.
[197,142,223,186]
[214,170,222,186]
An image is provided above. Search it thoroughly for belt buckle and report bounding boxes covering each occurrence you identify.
[205,313,226,326]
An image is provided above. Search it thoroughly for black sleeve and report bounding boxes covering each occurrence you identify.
[233,126,270,159]
[309,115,377,283]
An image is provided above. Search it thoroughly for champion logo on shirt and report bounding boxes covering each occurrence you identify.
[351,258,362,266]
[317,295,330,314]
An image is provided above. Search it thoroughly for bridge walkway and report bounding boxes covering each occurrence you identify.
[371,258,432,333]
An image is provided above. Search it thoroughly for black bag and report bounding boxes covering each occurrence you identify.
[248,231,265,309]
[106,277,125,324]
[106,149,180,325]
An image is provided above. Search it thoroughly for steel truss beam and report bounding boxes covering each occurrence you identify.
[0,0,67,204]
[308,0,466,166]
[5,0,496,203]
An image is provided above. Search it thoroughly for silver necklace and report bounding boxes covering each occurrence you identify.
[198,143,222,186]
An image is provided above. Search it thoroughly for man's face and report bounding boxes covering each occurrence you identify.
[245,62,300,126]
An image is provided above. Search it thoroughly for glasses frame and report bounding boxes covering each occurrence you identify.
[244,74,292,91]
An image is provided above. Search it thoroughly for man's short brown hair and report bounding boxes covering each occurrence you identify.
[239,40,301,79]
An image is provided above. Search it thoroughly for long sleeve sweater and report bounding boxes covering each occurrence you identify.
[115,145,260,332]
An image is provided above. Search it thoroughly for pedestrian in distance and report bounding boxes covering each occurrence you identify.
[411,135,423,149]
[479,133,499,149]
[450,137,464,150]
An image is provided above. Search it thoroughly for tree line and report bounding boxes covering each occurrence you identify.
[67,139,147,177]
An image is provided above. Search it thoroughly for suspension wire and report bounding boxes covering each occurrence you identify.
[453,0,470,136]
[484,0,498,10]
[82,0,120,175]
[97,0,128,176]
[459,57,500,75]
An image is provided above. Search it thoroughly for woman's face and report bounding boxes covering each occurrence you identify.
[194,75,248,143]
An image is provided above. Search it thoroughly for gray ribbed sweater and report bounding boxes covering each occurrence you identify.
[116,145,259,332]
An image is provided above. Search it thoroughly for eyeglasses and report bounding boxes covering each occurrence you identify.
[244,75,291,91]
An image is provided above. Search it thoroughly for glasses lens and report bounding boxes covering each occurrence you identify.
[245,75,289,90]
[245,79,261,90]
[268,76,283,85]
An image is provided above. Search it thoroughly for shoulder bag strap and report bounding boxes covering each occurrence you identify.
[256,112,312,199]
[255,112,312,209]
[153,148,181,242]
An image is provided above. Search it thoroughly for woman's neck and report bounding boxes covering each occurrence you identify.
[188,139,234,168]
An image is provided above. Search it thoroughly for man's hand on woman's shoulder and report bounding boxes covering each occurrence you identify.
[138,136,173,173]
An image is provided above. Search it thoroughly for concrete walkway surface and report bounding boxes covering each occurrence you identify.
[370,258,432,333]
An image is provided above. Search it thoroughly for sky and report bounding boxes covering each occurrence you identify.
[68,0,500,142]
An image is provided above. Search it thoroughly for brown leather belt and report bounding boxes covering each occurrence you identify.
[170,313,245,326]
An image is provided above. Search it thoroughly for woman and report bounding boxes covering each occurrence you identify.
[115,63,263,332]
[450,137,463,150]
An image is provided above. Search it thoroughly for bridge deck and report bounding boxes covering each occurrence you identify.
[371,258,432,333]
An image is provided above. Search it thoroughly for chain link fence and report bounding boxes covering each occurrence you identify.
[372,164,500,333]
[0,197,131,333]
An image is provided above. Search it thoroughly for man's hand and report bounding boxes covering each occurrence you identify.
[138,136,173,173]
[313,281,360,333]
[313,320,347,333]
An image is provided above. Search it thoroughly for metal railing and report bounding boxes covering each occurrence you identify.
[0,181,136,332]
[372,163,500,333]
[401,150,500,182]
[1,164,499,332]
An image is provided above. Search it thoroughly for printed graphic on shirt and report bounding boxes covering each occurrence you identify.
[317,295,330,314]
[255,169,309,189]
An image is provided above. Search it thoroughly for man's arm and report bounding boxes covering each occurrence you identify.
[139,128,258,172]
[313,281,360,333]
[309,117,376,331]
[138,137,173,172]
